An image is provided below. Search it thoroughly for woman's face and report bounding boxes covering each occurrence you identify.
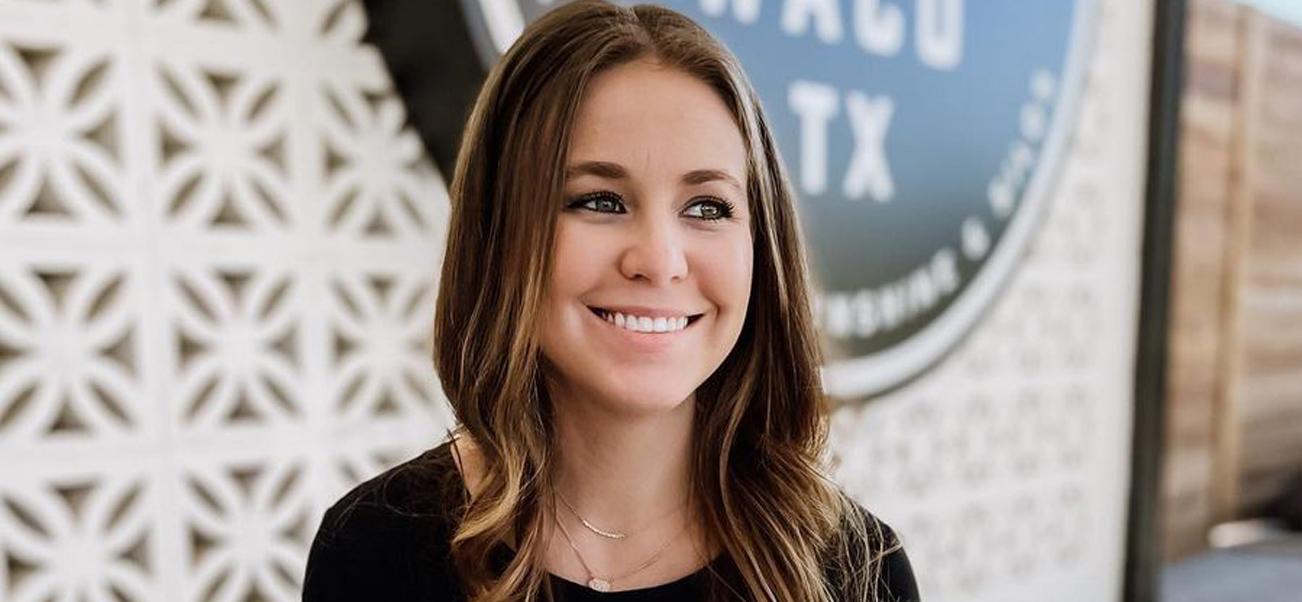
[537,58,753,416]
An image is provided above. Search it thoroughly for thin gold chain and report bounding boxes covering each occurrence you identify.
[556,490,686,540]
[556,493,626,539]
[552,492,691,590]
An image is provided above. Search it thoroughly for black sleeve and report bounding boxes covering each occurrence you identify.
[302,501,393,601]
[301,492,463,601]
[836,500,922,602]
[878,535,920,602]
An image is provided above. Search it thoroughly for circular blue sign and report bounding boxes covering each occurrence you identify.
[454,0,1097,398]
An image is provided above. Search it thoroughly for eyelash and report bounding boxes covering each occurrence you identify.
[566,191,736,221]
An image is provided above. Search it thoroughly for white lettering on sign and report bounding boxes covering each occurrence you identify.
[781,0,844,44]
[843,91,894,202]
[916,0,963,70]
[788,80,839,196]
[817,247,960,339]
[988,69,1056,219]
[704,0,964,70]
[699,0,762,24]
[789,80,894,202]
[853,0,904,57]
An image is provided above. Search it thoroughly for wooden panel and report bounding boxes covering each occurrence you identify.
[1161,0,1243,562]
[1164,0,1302,562]
[1234,10,1302,514]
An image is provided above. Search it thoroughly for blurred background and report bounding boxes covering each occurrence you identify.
[1160,0,1302,600]
[0,0,1296,601]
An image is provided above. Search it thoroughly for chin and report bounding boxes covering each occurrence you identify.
[595,377,698,416]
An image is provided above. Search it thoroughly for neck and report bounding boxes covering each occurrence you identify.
[550,385,696,531]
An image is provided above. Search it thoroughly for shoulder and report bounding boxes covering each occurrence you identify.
[829,495,921,602]
[303,440,467,600]
[314,441,463,542]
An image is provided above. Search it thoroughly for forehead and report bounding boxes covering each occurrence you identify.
[567,59,747,178]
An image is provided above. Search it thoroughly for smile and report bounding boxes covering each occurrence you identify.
[587,306,704,334]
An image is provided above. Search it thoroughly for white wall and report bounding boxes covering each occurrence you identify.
[0,1,451,600]
[0,0,1153,600]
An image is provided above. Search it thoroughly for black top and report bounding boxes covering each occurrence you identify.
[303,440,920,601]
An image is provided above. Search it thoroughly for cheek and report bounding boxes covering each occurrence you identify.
[546,222,609,304]
[694,233,753,314]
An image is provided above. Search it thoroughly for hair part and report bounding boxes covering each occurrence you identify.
[433,2,899,600]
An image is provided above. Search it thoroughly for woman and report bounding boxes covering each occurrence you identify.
[303,1,918,600]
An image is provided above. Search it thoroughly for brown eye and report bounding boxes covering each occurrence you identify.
[568,191,627,214]
[683,197,735,221]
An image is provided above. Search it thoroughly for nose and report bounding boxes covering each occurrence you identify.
[619,214,688,286]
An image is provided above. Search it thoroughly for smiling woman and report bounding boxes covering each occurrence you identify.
[303,1,918,601]
[540,58,754,417]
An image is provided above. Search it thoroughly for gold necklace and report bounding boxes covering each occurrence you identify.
[555,490,686,541]
[552,493,691,592]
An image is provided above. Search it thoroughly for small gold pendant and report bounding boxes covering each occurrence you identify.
[588,578,611,592]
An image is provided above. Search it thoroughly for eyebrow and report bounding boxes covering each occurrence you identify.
[565,160,744,192]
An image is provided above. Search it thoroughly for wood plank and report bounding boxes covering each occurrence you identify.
[1162,0,1245,562]
[1232,6,1302,523]
[1164,0,1302,562]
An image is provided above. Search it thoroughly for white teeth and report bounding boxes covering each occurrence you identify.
[598,310,691,333]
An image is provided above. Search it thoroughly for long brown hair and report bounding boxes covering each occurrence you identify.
[432,2,897,600]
